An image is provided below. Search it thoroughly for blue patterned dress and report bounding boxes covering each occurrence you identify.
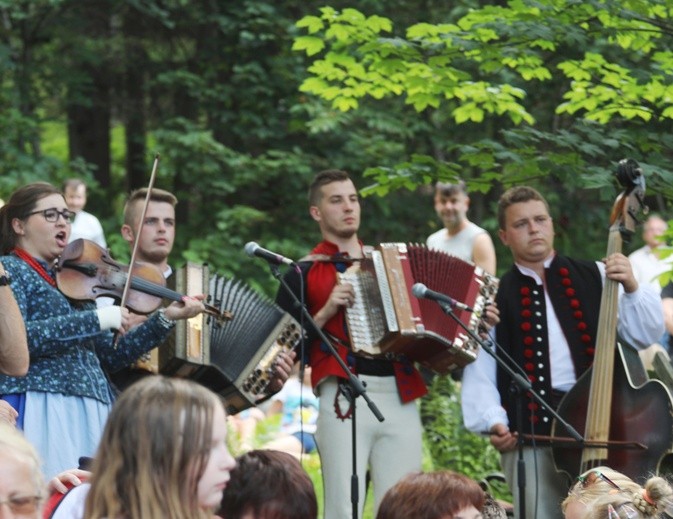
[0,254,176,477]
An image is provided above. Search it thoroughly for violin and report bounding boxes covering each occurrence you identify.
[55,239,232,324]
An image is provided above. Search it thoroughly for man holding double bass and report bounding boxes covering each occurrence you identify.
[461,185,665,519]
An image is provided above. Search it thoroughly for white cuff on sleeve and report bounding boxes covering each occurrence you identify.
[97,306,122,331]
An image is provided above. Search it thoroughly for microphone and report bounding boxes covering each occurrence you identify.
[244,242,296,266]
[411,282,473,312]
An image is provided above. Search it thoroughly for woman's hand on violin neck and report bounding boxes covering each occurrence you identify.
[164,294,206,321]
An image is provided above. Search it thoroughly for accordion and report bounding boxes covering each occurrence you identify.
[159,263,302,415]
[338,243,498,374]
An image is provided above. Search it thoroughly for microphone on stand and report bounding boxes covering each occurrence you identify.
[244,242,297,267]
[411,282,474,312]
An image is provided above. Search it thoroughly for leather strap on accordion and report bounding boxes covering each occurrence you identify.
[339,243,498,375]
[322,329,398,377]
[354,356,395,376]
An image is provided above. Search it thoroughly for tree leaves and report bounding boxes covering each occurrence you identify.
[294,1,673,125]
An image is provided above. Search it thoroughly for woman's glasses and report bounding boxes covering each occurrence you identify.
[25,208,76,223]
[0,495,43,514]
[576,470,622,492]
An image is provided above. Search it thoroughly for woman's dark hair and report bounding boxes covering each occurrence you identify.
[0,182,62,254]
[218,449,317,519]
[376,470,485,519]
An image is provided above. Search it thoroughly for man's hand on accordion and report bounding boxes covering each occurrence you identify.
[264,350,297,396]
[478,300,500,339]
[314,283,356,328]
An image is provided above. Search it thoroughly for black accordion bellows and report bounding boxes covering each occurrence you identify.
[160,267,302,415]
[208,276,297,388]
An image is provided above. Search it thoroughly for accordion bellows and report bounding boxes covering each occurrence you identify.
[339,243,498,374]
[160,264,302,415]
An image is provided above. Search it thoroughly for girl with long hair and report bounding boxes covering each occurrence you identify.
[51,376,235,519]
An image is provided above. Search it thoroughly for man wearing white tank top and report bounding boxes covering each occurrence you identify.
[426,180,497,275]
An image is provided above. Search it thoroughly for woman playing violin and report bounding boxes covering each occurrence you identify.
[0,182,205,479]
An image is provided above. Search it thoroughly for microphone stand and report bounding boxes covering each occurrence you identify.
[270,263,385,519]
[434,300,584,519]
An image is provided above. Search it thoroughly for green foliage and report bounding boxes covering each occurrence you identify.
[236,376,503,519]
[3,0,672,293]
[421,375,511,502]
[1,6,673,512]
[294,1,673,123]
[292,0,673,210]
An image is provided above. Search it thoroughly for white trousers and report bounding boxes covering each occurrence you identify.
[501,446,570,519]
[315,375,423,519]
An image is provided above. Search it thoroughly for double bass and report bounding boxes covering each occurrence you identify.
[552,159,673,482]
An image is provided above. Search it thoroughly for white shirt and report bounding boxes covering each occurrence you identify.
[461,258,665,433]
[49,482,89,519]
[426,222,487,263]
[69,210,107,248]
[628,245,672,294]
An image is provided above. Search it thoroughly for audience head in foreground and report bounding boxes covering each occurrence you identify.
[582,473,673,519]
[376,470,485,519]
[218,449,317,519]
[84,376,236,519]
[562,467,643,519]
[0,422,45,519]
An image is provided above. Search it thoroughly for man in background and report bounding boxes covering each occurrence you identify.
[427,180,496,275]
[628,214,670,293]
[63,179,107,248]
[628,214,671,351]
[425,180,497,383]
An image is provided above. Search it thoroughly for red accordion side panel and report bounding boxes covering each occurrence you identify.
[340,243,498,374]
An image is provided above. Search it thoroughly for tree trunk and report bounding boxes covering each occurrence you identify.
[67,71,111,188]
[65,4,112,188]
[122,6,148,191]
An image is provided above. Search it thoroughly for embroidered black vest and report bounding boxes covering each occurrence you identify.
[495,255,602,435]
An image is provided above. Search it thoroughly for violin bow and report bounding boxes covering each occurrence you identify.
[113,153,160,347]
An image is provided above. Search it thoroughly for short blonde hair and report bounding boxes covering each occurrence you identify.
[562,466,641,514]
[0,422,44,496]
[123,187,178,227]
[585,475,673,519]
